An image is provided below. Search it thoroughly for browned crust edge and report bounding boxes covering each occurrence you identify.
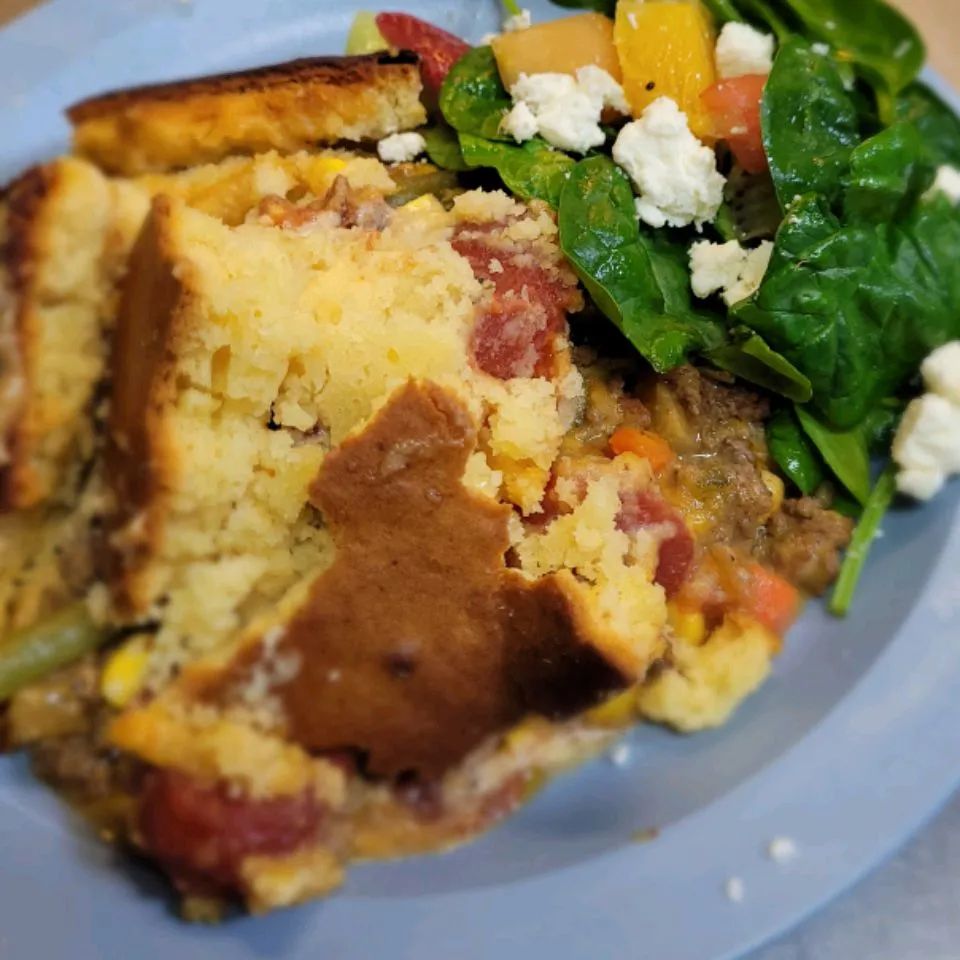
[67,52,420,123]
[0,163,58,511]
[104,195,184,614]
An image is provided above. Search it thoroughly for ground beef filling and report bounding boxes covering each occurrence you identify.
[559,361,852,617]
[767,496,855,595]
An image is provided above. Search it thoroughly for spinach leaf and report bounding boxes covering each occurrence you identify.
[701,0,744,23]
[707,330,813,402]
[795,405,871,504]
[776,0,924,111]
[761,38,861,208]
[895,83,960,168]
[458,134,575,208]
[862,400,904,453]
[548,0,616,13]
[842,121,934,223]
[829,463,897,616]
[722,167,783,243]
[558,156,726,371]
[421,123,470,172]
[702,0,793,39]
[741,0,795,42]
[733,193,960,427]
[439,46,511,141]
[766,408,826,494]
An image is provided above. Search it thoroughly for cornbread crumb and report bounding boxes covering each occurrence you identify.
[608,742,632,767]
[242,847,345,913]
[452,189,524,223]
[637,615,778,731]
[768,835,798,864]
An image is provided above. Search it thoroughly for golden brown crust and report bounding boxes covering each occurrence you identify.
[68,54,427,176]
[207,381,632,781]
[0,164,57,510]
[105,196,184,613]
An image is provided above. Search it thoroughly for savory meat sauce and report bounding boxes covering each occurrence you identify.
[556,353,853,634]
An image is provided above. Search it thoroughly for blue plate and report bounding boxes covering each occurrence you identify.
[1,3,958,957]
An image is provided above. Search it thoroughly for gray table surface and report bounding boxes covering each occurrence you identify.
[749,792,960,959]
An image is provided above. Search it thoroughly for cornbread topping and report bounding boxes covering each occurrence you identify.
[209,381,634,780]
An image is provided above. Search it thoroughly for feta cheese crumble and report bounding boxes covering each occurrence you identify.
[503,66,629,154]
[922,341,960,404]
[377,131,426,164]
[613,98,725,229]
[715,22,775,78]
[893,341,960,500]
[503,7,532,32]
[502,100,539,142]
[767,836,799,864]
[577,64,631,116]
[725,876,746,903]
[689,240,773,306]
[926,165,960,204]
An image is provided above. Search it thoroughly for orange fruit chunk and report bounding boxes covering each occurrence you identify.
[614,0,718,141]
[492,12,621,91]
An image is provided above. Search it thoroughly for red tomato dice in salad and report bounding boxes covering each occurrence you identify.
[375,13,470,93]
[701,74,768,174]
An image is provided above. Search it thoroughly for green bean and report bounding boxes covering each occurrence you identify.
[829,464,897,617]
[0,603,108,702]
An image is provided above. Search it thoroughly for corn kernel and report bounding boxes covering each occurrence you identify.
[316,156,348,175]
[403,193,441,212]
[668,602,707,645]
[101,639,149,708]
[760,469,785,517]
[586,688,638,727]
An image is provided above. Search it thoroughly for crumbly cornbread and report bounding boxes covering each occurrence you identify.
[0,158,112,511]
[92,174,679,908]
[0,40,857,919]
[130,150,398,227]
[637,615,780,731]
[69,54,427,176]
[0,150,403,640]
[106,187,621,686]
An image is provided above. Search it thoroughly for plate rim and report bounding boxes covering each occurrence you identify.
[0,4,958,959]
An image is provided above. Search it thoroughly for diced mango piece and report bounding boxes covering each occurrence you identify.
[615,0,717,140]
[492,13,621,91]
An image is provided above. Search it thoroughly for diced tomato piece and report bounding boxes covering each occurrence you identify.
[453,227,578,380]
[617,490,695,596]
[701,74,768,174]
[471,297,558,380]
[742,562,800,634]
[375,13,470,93]
[138,769,324,897]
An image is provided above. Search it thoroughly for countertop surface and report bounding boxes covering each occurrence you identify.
[0,1,956,958]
